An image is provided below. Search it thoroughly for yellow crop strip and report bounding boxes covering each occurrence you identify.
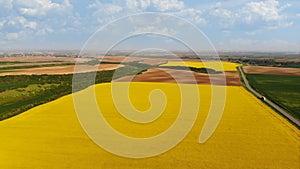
[160,61,241,71]
[0,82,299,169]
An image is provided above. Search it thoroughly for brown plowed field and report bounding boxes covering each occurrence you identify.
[244,66,300,76]
[101,56,204,66]
[114,68,242,86]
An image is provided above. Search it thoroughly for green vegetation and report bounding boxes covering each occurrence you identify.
[83,59,121,65]
[0,61,26,65]
[226,57,300,68]
[0,62,153,121]
[246,74,300,120]
[0,63,74,72]
[0,71,115,120]
[0,84,59,105]
[160,66,221,74]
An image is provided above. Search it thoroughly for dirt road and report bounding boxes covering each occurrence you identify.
[238,66,300,127]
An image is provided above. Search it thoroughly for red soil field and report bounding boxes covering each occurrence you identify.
[244,66,300,76]
[114,68,242,86]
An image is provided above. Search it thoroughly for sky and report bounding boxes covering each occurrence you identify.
[0,0,299,52]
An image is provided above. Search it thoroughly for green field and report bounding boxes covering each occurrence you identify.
[0,62,153,121]
[246,74,300,120]
[0,61,26,65]
[0,63,74,72]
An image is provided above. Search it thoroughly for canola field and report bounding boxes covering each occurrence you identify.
[0,82,299,169]
[160,61,240,71]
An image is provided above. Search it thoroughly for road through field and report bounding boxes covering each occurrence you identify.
[238,66,300,127]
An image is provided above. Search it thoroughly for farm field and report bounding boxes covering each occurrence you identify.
[244,66,300,76]
[160,61,240,71]
[0,74,72,120]
[114,68,242,86]
[0,61,159,121]
[0,56,125,76]
[0,61,74,68]
[115,61,242,86]
[0,64,122,76]
[246,74,300,120]
[2,1,300,168]
[0,56,90,63]
[0,82,299,168]
[0,58,299,168]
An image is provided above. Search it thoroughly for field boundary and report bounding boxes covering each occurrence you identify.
[237,66,300,128]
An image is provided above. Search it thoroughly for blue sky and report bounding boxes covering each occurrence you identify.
[0,0,299,52]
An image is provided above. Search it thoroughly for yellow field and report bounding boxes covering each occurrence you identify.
[0,82,299,168]
[160,61,241,71]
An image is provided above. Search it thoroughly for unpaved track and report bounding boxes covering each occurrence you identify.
[238,66,300,127]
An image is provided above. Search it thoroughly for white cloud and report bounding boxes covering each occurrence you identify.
[122,0,185,12]
[1,0,297,51]
[17,16,37,29]
[177,8,201,16]
[204,0,293,30]
[245,0,287,22]
[91,0,185,13]
[0,0,13,9]
[15,0,72,16]
[104,4,123,14]
[16,0,62,16]
[0,0,74,45]
[245,30,261,35]
[89,0,123,15]
[193,15,206,25]
[217,38,300,52]
[0,20,5,29]
[130,26,177,35]
[86,0,208,29]
[152,0,184,11]
[6,16,37,29]
[210,7,237,26]
[125,0,151,10]
[174,8,206,25]
[88,0,206,28]
[5,33,19,40]
[19,8,38,16]
[140,0,151,9]
[126,0,139,10]
[204,2,241,27]
[26,21,37,29]
[266,21,293,29]
[211,8,234,20]
[37,27,54,36]
[222,30,231,35]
